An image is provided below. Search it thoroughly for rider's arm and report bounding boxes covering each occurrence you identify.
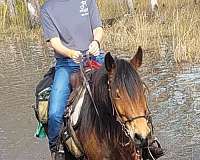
[50,37,78,58]
[89,0,103,44]
[40,8,79,59]
[88,0,104,54]
[88,27,103,55]
[93,27,103,45]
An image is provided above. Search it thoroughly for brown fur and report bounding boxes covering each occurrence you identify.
[67,47,150,159]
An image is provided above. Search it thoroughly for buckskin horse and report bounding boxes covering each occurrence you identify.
[61,47,160,160]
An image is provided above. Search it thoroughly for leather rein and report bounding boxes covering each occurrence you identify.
[79,57,156,159]
[107,79,152,127]
[107,76,155,160]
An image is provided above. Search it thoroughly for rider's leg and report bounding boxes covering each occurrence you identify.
[48,58,79,153]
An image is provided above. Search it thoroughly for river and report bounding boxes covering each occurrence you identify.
[0,36,199,160]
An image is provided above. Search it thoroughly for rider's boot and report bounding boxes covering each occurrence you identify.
[50,151,56,160]
[50,144,65,160]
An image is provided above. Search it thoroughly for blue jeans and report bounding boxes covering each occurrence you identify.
[48,53,105,151]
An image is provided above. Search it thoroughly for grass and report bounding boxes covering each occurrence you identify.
[0,0,200,62]
[98,0,200,62]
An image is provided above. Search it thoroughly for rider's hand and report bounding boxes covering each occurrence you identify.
[68,50,82,63]
[88,40,100,56]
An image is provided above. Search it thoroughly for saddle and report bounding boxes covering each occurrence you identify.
[62,72,165,160]
[65,60,100,127]
[67,67,93,125]
[33,64,165,160]
[61,68,94,158]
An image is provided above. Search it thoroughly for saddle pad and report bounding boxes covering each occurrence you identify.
[70,87,86,126]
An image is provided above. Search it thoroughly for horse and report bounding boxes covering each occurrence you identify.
[126,0,158,13]
[62,47,153,160]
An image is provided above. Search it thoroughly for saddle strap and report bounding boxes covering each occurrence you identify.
[67,118,85,155]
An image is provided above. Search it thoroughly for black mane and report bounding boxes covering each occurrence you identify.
[78,58,144,146]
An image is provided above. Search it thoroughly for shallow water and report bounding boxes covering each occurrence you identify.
[0,36,199,160]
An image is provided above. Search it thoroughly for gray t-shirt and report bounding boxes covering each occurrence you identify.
[40,0,102,58]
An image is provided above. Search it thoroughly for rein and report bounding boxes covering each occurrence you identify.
[79,55,156,159]
[107,75,155,160]
[107,80,151,126]
[79,59,100,117]
[124,115,150,124]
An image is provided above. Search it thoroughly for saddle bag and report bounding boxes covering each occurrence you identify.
[33,67,55,124]
[61,85,87,158]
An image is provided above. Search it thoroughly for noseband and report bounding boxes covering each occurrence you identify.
[108,78,154,160]
[107,80,152,126]
[124,114,151,125]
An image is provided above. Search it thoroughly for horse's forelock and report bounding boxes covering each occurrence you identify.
[114,59,144,104]
[78,64,125,145]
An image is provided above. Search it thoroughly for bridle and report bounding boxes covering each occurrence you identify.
[108,78,155,159]
[78,55,157,159]
[107,79,153,128]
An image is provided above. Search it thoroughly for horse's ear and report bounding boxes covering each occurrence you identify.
[130,46,143,69]
[105,52,116,72]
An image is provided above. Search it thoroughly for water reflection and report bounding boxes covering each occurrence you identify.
[141,52,200,160]
[0,36,199,160]
[0,37,52,160]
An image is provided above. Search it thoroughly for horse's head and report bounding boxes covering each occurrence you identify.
[105,47,151,147]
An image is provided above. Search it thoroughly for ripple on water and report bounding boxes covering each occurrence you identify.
[0,128,9,160]
[0,37,200,159]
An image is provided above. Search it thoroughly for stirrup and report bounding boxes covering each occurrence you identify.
[150,137,162,148]
[147,137,165,159]
[50,152,56,160]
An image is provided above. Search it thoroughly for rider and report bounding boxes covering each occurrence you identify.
[40,0,104,159]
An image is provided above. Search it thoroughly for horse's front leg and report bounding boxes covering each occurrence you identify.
[77,131,111,160]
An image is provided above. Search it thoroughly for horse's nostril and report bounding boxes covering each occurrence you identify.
[134,133,148,147]
[135,133,142,141]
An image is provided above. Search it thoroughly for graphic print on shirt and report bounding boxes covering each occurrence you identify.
[80,0,89,16]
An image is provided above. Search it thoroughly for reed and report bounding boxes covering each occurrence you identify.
[101,0,200,62]
[0,0,200,62]
[0,2,8,30]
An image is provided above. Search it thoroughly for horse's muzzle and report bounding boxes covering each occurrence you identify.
[134,133,148,148]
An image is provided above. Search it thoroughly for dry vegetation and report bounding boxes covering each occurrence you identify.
[0,0,200,62]
[98,0,200,62]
